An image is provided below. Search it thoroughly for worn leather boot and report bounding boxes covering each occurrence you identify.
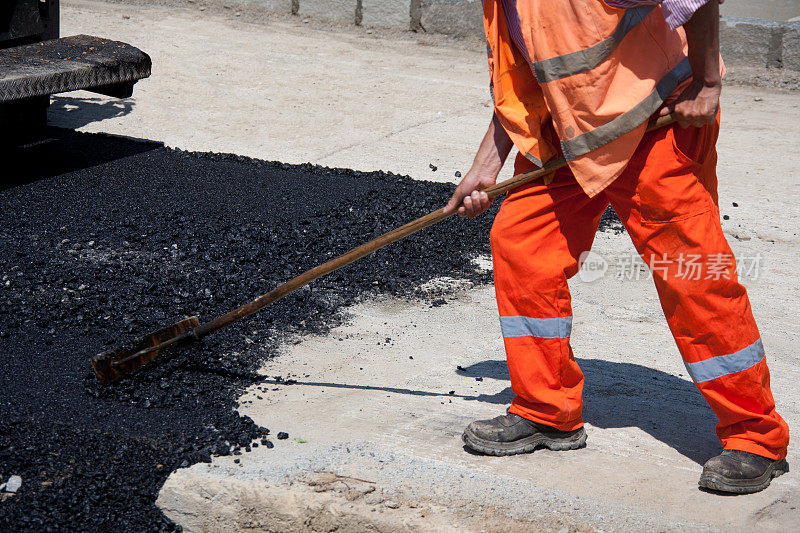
[699,450,789,494]
[462,413,587,456]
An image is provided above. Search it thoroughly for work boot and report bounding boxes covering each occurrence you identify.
[699,450,789,494]
[462,413,587,456]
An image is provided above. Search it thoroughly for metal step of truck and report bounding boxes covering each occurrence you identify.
[0,34,151,103]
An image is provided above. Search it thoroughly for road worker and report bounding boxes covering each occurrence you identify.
[444,0,789,493]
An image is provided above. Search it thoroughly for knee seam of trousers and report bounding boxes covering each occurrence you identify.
[684,338,765,383]
[500,316,573,339]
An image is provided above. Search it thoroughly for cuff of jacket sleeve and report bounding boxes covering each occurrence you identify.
[662,0,711,30]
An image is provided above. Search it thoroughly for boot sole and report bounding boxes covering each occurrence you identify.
[462,426,587,456]
[698,459,789,494]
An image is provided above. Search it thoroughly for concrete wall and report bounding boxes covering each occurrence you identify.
[211,0,800,71]
[298,0,354,22]
[362,0,411,29]
[721,17,800,69]
[260,0,412,28]
[720,0,800,22]
[418,0,482,38]
[784,24,800,69]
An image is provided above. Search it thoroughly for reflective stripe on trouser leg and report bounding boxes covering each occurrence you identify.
[684,339,765,383]
[491,154,610,432]
[500,316,573,339]
[604,117,789,460]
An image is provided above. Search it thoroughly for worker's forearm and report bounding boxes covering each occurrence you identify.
[683,0,721,87]
[659,1,722,126]
[469,113,514,178]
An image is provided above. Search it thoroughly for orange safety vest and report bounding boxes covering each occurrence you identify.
[484,1,720,197]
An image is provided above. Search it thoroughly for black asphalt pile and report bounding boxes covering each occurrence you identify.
[0,129,623,531]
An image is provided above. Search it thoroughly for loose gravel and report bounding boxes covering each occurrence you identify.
[0,129,621,531]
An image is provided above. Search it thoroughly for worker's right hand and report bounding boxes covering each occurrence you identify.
[443,170,498,218]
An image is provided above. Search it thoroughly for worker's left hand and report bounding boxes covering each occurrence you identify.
[660,80,721,128]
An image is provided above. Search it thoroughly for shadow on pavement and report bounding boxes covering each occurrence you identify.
[49,95,135,130]
[259,377,514,405]
[3,127,162,190]
[458,358,720,464]
[260,354,718,464]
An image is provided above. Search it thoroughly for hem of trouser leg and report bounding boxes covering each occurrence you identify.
[724,438,787,461]
[508,404,584,432]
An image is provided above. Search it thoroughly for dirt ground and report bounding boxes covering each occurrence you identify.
[57,1,800,531]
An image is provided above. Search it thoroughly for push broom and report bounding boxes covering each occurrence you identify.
[91,114,677,384]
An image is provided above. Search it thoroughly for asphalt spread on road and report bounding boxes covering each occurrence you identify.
[0,129,622,531]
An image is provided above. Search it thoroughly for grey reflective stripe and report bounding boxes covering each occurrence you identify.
[685,339,766,384]
[561,57,692,161]
[532,6,655,83]
[523,152,543,167]
[500,316,573,339]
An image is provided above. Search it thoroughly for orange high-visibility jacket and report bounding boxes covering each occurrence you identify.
[484,1,720,197]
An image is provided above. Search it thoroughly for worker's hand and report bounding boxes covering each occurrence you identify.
[443,170,497,218]
[660,80,721,128]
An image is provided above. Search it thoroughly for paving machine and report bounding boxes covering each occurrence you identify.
[1,1,151,144]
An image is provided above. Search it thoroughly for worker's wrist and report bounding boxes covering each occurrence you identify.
[693,60,722,88]
[468,160,501,181]
[696,76,722,89]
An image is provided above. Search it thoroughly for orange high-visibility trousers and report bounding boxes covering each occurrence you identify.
[491,116,789,460]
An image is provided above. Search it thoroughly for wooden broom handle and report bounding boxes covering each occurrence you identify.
[194,114,678,338]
